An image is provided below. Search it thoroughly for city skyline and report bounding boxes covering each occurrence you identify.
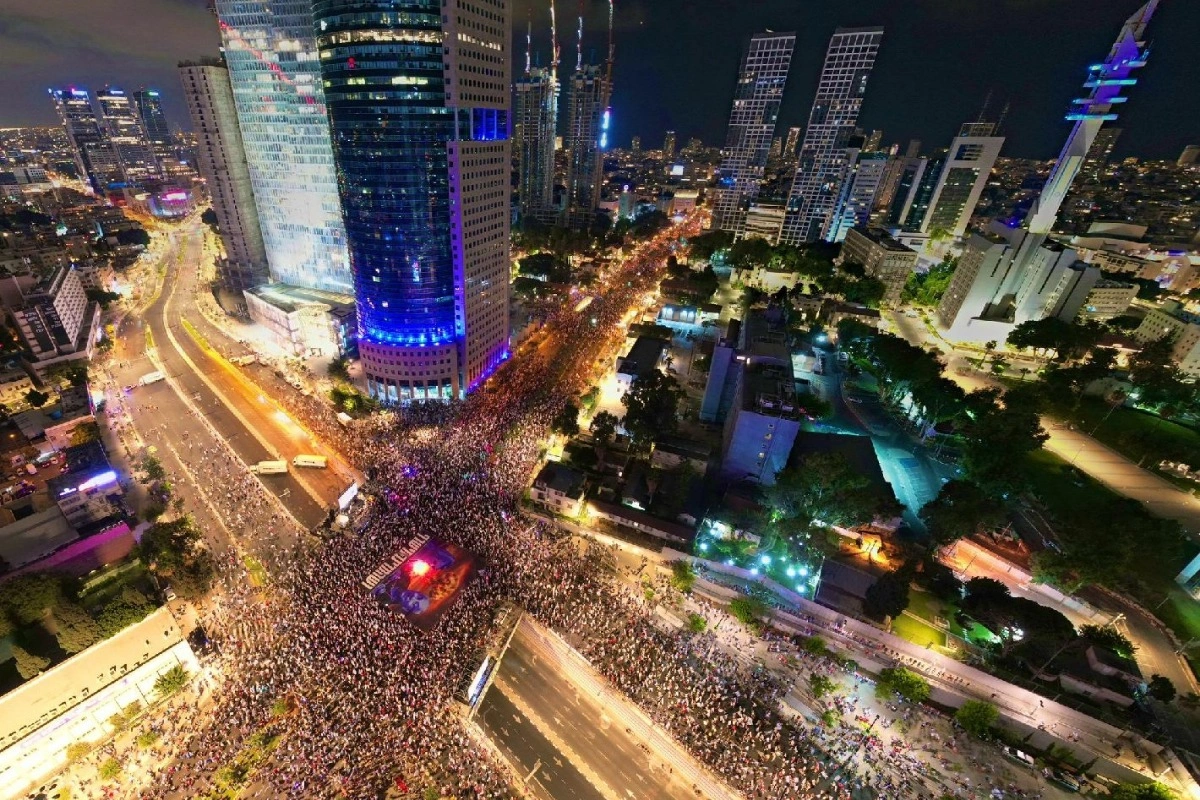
[0,0,1196,160]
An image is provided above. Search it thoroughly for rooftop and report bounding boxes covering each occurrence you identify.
[534,462,587,500]
[246,283,356,316]
[787,432,891,498]
[617,336,667,379]
[850,226,912,252]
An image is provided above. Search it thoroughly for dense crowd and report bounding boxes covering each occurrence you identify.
[112,215,953,800]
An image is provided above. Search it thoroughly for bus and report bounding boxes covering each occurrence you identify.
[139,371,165,386]
[292,454,328,469]
[250,460,288,474]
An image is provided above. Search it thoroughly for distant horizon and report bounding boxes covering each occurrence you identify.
[0,0,1195,161]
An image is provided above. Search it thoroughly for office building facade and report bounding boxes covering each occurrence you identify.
[780,26,883,245]
[313,0,511,402]
[825,141,888,243]
[213,0,350,294]
[132,89,173,161]
[662,130,676,161]
[710,32,796,236]
[179,59,269,292]
[919,123,1004,238]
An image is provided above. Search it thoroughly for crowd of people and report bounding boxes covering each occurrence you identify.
[108,214,960,800]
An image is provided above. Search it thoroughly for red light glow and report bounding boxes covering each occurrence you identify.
[409,559,431,577]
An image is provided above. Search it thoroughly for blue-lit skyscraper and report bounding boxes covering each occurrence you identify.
[213,0,350,294]
[313,0,512,402]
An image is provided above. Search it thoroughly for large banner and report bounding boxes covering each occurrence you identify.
[363,535,477,631]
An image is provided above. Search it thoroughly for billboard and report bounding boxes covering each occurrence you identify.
[363,535,477,631]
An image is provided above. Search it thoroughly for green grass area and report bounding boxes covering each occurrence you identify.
[1050,396,1200,469]
[892,613,947,649]
[905,589,946,624]
[244,556,269,588]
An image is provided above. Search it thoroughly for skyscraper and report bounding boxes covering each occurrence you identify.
[662,131,676,161]
[564,65,612,229]
[1025,0,1156,235]
[919,122,1004,238]
[48,87,123,193]
[313,0,512,402]
[514,67,559,223]
[213,0,350,294]
[780,26,883,245]
[133,89,173,162]
[95,87,160,185]
[937,1,1157,342]
[710,31,796,236]
[179,59,269,293]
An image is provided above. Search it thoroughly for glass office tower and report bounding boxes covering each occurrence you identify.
[314,0,512,402]
[213,0,350,294]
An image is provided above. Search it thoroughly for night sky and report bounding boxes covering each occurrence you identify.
[0,0,1194,160]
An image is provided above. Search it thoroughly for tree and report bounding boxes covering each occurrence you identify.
[0,572,67,626]
[1128,336,1193,416]
[727,236,775,270]
[11,643,50,679]
[901,258,957,306]
[85,288,122,309]
[551,402,581,437]
[728,596,768,625]
[327,356,351,382]
[809,673,836,700]
[686,613,707,634]
[96,587,155,638]
[669,560,696,593]
[864,569,911,620]
[200,207,219,229]
[70,421,101,447]
[153,664,191,699]
[590,410,619,449]
[686,229,734,261]
[920,481,1007,547]
[98,757,123,781]
[955,700,999,738]
[1109,782,1177,800]
[24,388,50,408]
[52,601,101,655]
[139,518,216,599]
[1146,674,1177,704]
[620,371,682,451]
[876,667,930,703]
[836,318,877,344]
[766,452,901,529]
[1080,624,1135,658]
[960,579,1075,660]
[141,455,166,482]
[960,387,1048,493]
[115,228,151,247]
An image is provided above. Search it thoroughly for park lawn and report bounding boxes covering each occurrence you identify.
[891,613,947,649]
[905,589,948,625]
[1050,396,1200,469]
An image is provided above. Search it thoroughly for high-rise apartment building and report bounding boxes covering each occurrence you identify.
[662,131,677,161]
[780,26,883,245]
[918,122,1004,238]
[564,65,612,229]
[213,0,350,294]
[825,141,889,243]
[48,87,123,194]
[1083,126,1121,179]
[313,0,512,402]
[710,31,796,236]
[133,89,173,162]
[179,59,269,292]
[95,88,160,185]
[514,67,558,223]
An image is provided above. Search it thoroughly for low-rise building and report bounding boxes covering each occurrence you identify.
[244,283,357,358]
[1077,279,1137,322]
[531,462,587,518]
[46,440,122,528]
[838,227,919,306]
[5,265,100,368]
[1131,299,1200,376]
[615,336,667,393]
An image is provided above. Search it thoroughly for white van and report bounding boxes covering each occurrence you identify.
[250,460,288,475]
[139,371,165,386]
[292,455,328,469]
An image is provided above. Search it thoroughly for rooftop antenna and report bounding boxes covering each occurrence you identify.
[576,0,584,72]
[550,0,560,80]
[606,0,615,82]
[977,89,993,123]
[995,100,1010,135]
[525,16,532,75]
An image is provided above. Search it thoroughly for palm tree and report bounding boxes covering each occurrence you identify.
[153,664,191,699]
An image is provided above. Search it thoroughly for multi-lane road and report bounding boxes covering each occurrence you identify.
[477,622,714,800]
[105,222,360,533]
